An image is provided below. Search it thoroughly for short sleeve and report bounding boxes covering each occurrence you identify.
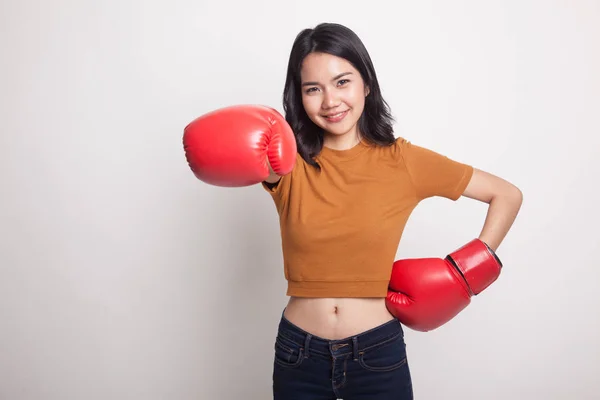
[397,137,473,201]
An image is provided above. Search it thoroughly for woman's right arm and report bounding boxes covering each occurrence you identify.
[264,157,282,184]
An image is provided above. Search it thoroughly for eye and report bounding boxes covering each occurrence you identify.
[337,79,350,86]
[304,87,319,94]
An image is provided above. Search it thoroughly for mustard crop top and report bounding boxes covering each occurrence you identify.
[261,137,474,298]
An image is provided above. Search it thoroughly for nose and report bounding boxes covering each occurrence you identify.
[322,89,340,110]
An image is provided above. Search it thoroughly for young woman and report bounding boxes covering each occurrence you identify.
[183,22,522,400]
[262,22,522,399]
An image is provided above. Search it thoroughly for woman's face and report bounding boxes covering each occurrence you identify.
[300,52,369,141]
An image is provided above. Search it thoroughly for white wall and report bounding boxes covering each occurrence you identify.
[1,0,599,399]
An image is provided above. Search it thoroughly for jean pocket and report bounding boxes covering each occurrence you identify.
[358,332,408,372]
[273,335,304,368]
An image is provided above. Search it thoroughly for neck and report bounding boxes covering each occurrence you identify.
[323,131,362,151]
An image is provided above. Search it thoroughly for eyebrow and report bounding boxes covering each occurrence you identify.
[301,72,353,87]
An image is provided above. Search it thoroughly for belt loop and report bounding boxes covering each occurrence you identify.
[304,334,312,358]
[352,336,359,361]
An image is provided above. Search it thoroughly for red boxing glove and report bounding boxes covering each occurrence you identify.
[386,239,503,332]
[183,104,297,187]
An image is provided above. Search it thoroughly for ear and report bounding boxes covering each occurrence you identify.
[365,85,370,97]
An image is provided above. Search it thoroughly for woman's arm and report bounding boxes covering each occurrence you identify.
[462,168,523,252]
[264,157,282,184]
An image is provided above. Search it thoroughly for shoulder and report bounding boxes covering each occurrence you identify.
[367,136,410,161]
[391,136,412,152]
[378,136,410,151]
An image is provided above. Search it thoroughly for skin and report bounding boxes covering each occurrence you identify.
[266,52,523,339]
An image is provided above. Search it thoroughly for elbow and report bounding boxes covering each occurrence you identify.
[493,184,523,210]
[510,185,523,205]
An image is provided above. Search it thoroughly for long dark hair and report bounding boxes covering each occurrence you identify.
[282,22,396,169]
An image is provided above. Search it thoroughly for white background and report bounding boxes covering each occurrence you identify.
[1,0,599,399]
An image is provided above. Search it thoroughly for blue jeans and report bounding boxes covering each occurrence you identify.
[272,311,414,399]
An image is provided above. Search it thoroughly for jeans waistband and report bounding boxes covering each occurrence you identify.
[277,310,404,360]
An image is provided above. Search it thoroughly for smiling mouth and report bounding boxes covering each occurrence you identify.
[322,110,349,121]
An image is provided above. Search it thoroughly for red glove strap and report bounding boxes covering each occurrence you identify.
[446,239,503,295]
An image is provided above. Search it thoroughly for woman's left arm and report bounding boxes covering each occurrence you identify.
[462,168,524,252]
